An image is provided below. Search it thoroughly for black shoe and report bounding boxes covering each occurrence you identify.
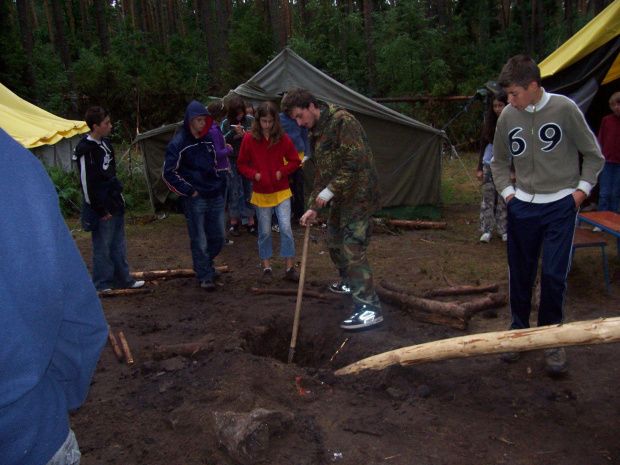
[230,224,241,237]
[261,268,274,284]
[247,224,258,236]
[330,281,352,294]
[545,347,568,376]
[340,305,383,330]
[499,352,520,363]
[284,267,299,282]
[200,280,215,291]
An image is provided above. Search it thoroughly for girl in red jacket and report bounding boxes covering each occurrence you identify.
[238,101,301,284]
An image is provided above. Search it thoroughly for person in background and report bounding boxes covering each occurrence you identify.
[287,88,383,331]
[163,101,227,291]
[221,96,257,236]
[237,101,301,283]
[280,92,311,221]
[491,55,604,375]
[0,127,108,465]
[245,102,255,117]
[595,91,620,220]
[73,106,145,292]
[477,91,510,243]
[206,99,235,245]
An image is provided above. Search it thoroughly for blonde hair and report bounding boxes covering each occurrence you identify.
[609,92,620,105]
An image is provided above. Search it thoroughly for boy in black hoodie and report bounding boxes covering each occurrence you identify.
[74,106,144,292]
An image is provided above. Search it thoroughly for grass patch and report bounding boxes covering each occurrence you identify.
[441,151,480,206]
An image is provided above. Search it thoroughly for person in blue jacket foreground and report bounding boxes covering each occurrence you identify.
[0,127,108,465]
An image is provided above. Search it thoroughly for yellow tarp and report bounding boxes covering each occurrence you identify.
[0,82,88,149]
[539,0,620,83]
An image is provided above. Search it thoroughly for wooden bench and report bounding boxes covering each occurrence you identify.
[572,227,610,295]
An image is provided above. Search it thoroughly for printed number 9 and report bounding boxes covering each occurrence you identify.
[539,123,562,152]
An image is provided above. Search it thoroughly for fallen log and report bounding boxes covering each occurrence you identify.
[152,342,211,361]
[118,331,134,365]
[335,317,620,375]
[98,288,151,297]
[374,218,446,230]
[107,325,124,361]
[131,266,228,280]
[250,287,331,300]
[381,280,498,298]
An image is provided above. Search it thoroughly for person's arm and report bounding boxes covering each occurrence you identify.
[79,146,109,218]
[490,116,515,202]
[237,134,258,181]
[278,135,301,178]
[162,140,195,197]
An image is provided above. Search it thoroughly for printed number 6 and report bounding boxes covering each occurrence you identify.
[508,128,526,156]
[539,123,562,152]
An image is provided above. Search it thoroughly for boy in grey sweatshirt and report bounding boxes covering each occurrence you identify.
[490,55,604,375]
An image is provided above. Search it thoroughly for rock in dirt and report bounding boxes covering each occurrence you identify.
[160,356,186,372]
[213,408,294,465]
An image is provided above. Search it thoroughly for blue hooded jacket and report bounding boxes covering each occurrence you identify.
[162,101,225,198]
[0,128,108,465]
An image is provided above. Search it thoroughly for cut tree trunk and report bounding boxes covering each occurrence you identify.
[98,288,151,297]
[250,287,330,300]
[375,219,447,230]
[131,266,228,280]
[153,342,212,360]
[335,317,620,375]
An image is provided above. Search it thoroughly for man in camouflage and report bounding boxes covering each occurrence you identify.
[286,88,383,330]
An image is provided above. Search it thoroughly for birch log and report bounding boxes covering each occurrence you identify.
[335,317,620,376]
[131,266,228,280]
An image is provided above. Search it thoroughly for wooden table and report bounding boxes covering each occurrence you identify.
[578,211,620,257]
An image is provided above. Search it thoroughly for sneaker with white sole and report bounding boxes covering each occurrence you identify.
[480,232,491,243]
[340,305,383,330]
[330,281,352,294]
[128,280,145,289]
[261,268,274,284]
[200,280,215,291]
[272,224,280,233]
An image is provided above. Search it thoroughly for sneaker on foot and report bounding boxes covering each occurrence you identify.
[499,352,520,363]
[501,233,508,242]
[272,224,280,233]
[230,224,241,237]
[247,224,258,236]
[200,280,215,291]
[225,238,234,245]
[544,347,568,375]
[340,305,383,330]
[480,232,491,243]
[261,268,274,284]
[592,226,602,232]
[284,267,299,282]
[330,281,352,294]
[127,280,145,289]
[98,287,112,292]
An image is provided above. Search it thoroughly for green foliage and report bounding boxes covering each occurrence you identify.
[45,165,82,217]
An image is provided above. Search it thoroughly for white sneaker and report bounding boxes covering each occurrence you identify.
[128,280,145,289]
[501,233,508,242]
[480,232,491,243]
[592,227,602,232]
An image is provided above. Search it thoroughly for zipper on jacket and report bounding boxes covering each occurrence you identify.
[529,104,536,202]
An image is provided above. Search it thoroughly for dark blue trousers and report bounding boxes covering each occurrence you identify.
[506,195,578,329]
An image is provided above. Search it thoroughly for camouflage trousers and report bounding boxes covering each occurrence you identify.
[479,164,507,235]
[327,212,381,309]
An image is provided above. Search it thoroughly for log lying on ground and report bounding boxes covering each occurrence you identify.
[98,288,151,297]
[152,342,212,361]
[118,331,134,365]
[374,218,447,230]
[107,325,124,361]
[131,266,228,280]
[250,287,331,300]
[335,317,620,375]
[376,283,506,330]
[420,284,499,298]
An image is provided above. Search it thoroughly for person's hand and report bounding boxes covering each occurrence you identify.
[572,189,587,208]
[254,173,261,182]
[315,196,328,209]
[226,143,233,150]
[234,125,244,135]
[477,170,483,181]
[505,194,515,204]
[300,209,317,226]
[276,171,282,181]
[101,213,112,221]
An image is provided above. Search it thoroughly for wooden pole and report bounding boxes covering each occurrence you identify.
[130,266,228,280]
[288,223,311,364]
[107,325,124,361]
[335,317,620,376]
[118,331,134,365]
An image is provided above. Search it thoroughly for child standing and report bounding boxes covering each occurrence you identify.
[477,92,509,243]
[237,101,301,283]
[596,92,620,215]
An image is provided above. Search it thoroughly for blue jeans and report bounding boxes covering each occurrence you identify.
[228,162,255,224]
[255,198,295,260]
[598,161,620,213]
[182,194,226,282]
[92,215,131,291]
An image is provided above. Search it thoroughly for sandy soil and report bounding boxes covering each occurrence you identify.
[68,204,620,465]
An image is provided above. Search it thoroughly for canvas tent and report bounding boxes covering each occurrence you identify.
[134,48,447,217]
[540,0,620,131]
[0,82,89,170]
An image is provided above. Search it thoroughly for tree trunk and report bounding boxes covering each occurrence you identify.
[16,0,37,94]
[335,317,620,375]
[43,0,56,52]
[197,0,219,88]
[519,0,531,56]
[50,0,73,74]
[92,0,110,54]
[79,0,91,47]
[535,0,544,59]
[362,0,377,96]
[29,0,39,29]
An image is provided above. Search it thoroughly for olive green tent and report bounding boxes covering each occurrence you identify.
[134,49,448,217]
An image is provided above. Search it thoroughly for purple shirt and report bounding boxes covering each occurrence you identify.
[208,123,232,170]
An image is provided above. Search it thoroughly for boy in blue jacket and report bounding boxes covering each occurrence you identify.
[163,101,227,291]
[0,128,108,465]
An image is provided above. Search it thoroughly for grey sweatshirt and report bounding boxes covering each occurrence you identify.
[491,90,604,203]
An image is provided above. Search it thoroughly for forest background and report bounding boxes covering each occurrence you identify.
[0,0,613,149]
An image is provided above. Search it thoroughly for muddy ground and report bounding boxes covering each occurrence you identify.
[68,203,620,465]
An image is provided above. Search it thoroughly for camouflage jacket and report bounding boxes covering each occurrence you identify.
[309,105,381,224]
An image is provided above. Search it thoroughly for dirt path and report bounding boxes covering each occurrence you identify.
[70,206,620,464]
